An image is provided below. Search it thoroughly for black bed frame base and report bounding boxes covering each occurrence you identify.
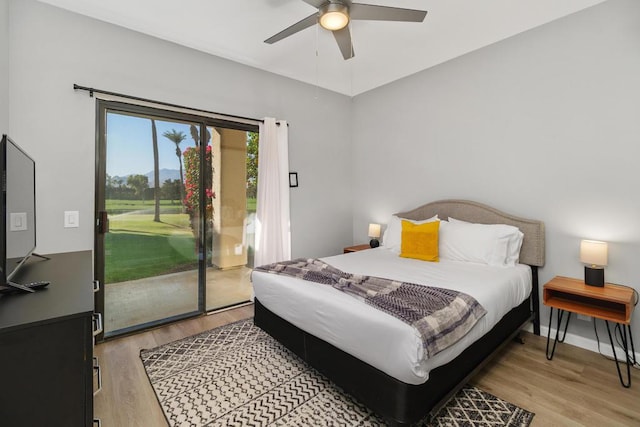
[254,297,532,426]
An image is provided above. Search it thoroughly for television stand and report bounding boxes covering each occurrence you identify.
[0,251,94,426]
[2,253,51,294]
[1,281,36,293]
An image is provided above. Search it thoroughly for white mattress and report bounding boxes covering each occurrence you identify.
[251,248,531,385]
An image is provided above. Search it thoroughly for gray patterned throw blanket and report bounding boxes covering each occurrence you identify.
[254,258,487,358]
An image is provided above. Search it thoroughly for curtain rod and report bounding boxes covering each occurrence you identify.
[73,84,285,126]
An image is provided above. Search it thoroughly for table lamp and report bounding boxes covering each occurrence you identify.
[580,240,608,287]
[368,223,381,248]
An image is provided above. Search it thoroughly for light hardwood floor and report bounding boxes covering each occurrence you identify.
[94,305,640,426]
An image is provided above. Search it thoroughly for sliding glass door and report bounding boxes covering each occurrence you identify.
[205,126,256,311]
[95,101,257,338]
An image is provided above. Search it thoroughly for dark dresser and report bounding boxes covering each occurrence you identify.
[0,251,94,426]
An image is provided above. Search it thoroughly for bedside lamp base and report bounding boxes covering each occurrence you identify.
[369,239,380,248]
[584,266,604,287]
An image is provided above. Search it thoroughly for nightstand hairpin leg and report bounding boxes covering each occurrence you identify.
[604,320,632,388]
[628,324,637,366]
[546,308,571,360]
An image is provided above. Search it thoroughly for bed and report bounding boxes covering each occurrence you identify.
[252,199,545,425]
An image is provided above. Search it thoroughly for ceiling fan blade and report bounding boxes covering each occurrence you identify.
[264,13,318,44]
[333,26,354,60]
[301,0,327,7]
[350,4,427,22]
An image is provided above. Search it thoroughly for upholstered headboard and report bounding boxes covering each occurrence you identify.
[396,199,545,267]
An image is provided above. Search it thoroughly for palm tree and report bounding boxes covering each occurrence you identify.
[162,129,187,204]
[190,124,200,148]
[189,124,211,147]
[151,119,160,222]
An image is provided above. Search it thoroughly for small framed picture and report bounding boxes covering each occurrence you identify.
[289,172,298,188]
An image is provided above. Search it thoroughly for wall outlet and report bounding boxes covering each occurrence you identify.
[577,314,591,322]
[9,212,28,231]
[64,211,80,228]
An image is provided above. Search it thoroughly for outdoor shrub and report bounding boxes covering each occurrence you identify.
[183,144,214,232]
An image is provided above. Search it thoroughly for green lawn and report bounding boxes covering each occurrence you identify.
[107,198,256,214]
[105,213,197,283]
[247,197,256,213]
[105,200,256,283]
[106,199,183,215]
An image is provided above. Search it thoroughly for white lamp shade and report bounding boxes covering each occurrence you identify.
[580,240,608,267]
[368,223,381,238]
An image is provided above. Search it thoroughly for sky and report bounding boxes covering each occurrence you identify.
[106,112,198,178]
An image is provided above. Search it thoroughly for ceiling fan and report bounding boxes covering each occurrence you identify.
[264,0,427,60]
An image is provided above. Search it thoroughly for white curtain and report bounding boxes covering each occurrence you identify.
[255,118,291,266]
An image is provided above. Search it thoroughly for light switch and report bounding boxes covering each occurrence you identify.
[64,211,80,228]
[10,212,28,231]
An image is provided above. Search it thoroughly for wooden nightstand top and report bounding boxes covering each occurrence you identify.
[343,244,371,254]
[543,276,635,324]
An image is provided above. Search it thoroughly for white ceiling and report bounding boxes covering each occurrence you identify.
[37,0,606,96]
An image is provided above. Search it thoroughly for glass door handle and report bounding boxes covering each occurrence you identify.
[97,211,109,234]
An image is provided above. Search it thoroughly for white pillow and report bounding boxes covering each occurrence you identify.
[382,214,439,253]
[441,218,523,267]
[448,217,523,266]
[505,229,524,266]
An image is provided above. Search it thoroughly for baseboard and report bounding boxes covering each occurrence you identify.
[523,322,640,363]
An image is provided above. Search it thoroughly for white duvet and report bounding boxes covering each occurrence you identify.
[251,247,531,385]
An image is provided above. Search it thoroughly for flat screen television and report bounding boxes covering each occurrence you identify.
[1,134,37,291]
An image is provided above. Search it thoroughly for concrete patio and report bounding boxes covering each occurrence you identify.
[104,266,253,333]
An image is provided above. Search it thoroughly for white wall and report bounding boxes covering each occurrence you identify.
[8,0,353,259]
[352,0,640,347]
[0,0,8,132]
[8,0,639,354]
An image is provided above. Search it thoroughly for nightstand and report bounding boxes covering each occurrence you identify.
[543,276,637,387]
[343,244,371,254]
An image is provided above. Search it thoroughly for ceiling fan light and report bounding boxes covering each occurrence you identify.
[319,4,349,31]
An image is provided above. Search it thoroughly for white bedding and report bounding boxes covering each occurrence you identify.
[251,247,531,385]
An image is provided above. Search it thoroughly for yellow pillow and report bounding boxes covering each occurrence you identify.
[400,220,440,262]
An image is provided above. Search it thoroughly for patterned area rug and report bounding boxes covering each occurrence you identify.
[140,319,534,427]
